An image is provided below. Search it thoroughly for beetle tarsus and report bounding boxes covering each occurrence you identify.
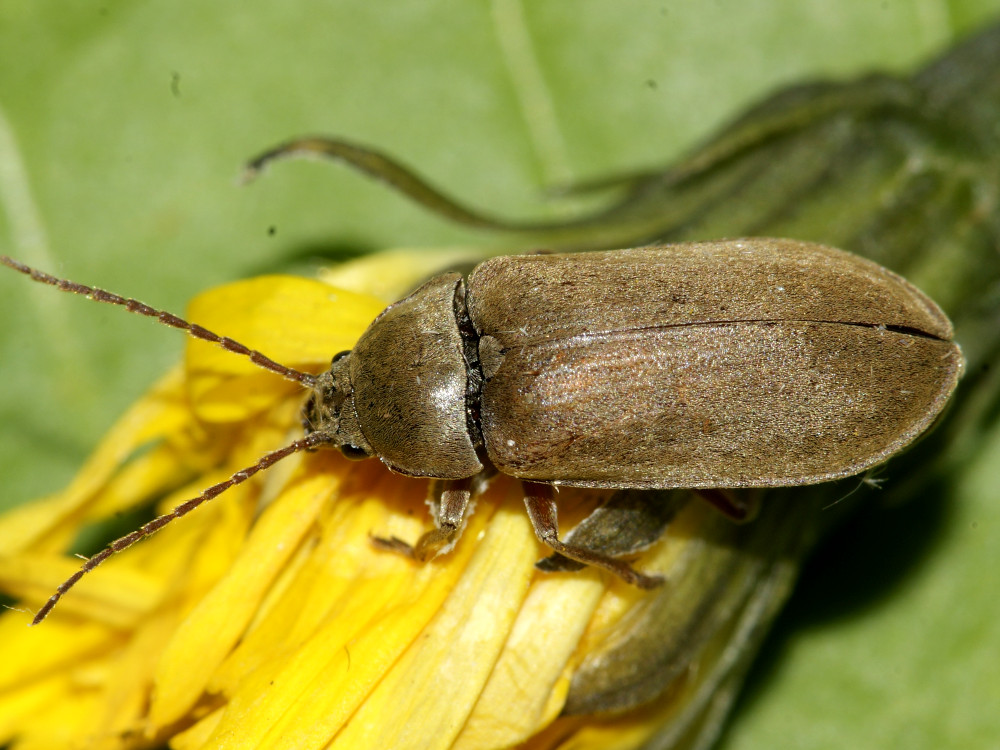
[414,477,473,560]
[370,535,418,558]
[412,526,459,561]
[373,477,473,561]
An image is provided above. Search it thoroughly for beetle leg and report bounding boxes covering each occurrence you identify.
[536,489,686,572]
[412,477,473,560]
[694,489,760,523]
[372,477,476,560]
[522,482,663,589]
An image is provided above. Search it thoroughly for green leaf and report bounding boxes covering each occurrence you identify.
[1,3,998,749]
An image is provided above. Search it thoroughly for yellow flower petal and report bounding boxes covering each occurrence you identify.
[199,485,501,750]
[0,672,71,740]
[0,552,163,627]
[184,275,383,423]
[323,497,538,750]
[170,708,224,750]
[0,368,190,554]
[453,570,606,749]
[150,454,341,725]
[207,465,425,691]
[0,615,114,693]
[318,247,486,301]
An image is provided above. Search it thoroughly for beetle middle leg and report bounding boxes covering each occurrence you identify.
[523,482,664,589]
[694,488,761,523]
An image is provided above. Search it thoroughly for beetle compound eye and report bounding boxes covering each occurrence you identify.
[331,350,350,364]
[340,443,372,460]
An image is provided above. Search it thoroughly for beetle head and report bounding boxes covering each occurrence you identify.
[302,350,375,460]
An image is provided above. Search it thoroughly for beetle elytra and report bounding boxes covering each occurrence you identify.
[0,237,963,623]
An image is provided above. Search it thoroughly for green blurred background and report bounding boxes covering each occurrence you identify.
[1,3,998,748]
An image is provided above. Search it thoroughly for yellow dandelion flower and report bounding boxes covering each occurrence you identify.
[0,249,821,750]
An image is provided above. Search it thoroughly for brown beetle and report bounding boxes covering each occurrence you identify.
[1,238,963,622]
[302,238,962,583]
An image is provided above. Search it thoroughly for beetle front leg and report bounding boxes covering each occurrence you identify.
[413,477,473,560]
[374,477,473,561]
[523,482,663,589]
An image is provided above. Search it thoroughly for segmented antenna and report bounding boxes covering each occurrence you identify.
[31,431,331,624]
[0,255,335,622]
[0,255,317,388]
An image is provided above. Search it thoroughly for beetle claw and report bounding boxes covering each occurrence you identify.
[370,535,417,558]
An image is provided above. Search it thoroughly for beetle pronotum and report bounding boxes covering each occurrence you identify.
[0,235,963,624]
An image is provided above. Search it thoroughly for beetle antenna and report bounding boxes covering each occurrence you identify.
[0,255,317,388]
[31,431,331,625]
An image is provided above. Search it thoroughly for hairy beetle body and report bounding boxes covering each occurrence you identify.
[299,238,962,584]
[325,239,961,487]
